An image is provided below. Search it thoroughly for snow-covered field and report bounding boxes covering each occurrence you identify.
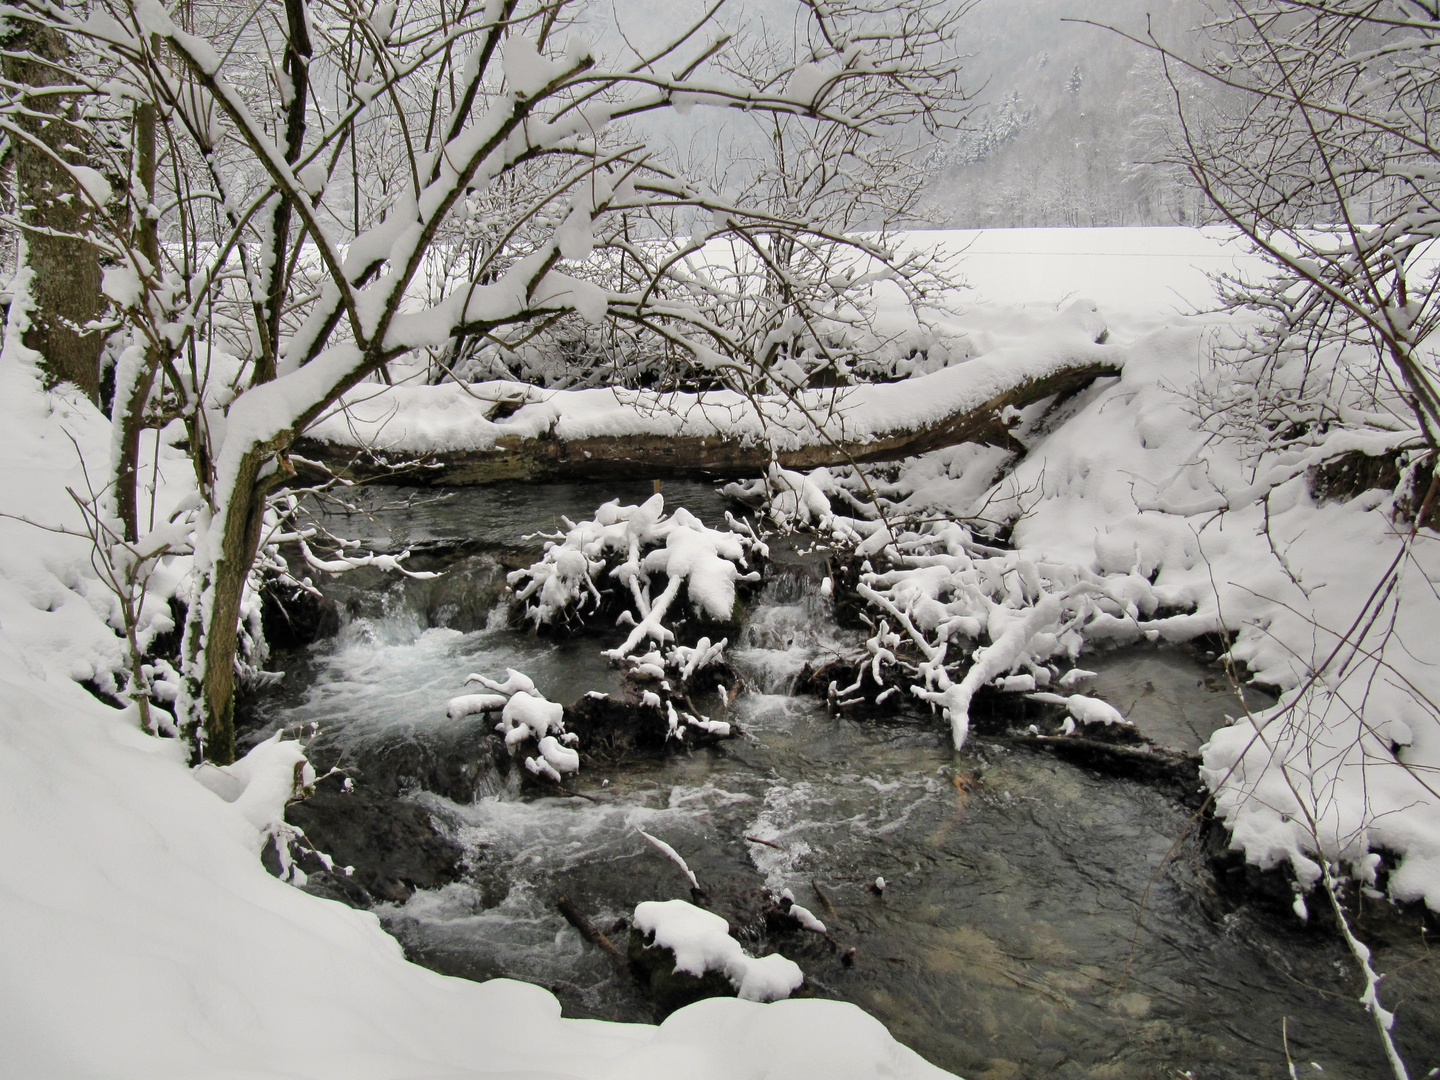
[2,227,1436,1078]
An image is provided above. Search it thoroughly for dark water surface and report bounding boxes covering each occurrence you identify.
[258,483,1439,1080]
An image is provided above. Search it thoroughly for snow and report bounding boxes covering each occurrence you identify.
[503,36,567,97]
[210,730,317,838]
[778,890,827,934]
[446,691,508,719]
[0,319,955,1078]
[632,899,805,1003]
[1028,692,1130,727]
[508,494,761,669]
[458,671,581,782]
[7,223,1440,1077]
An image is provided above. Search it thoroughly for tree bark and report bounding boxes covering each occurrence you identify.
[294,357,1119,485]
[3,18,104,401]
[197,453,269,764]
[114,99,161,544]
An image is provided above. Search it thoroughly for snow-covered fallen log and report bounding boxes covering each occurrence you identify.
[298,301,1118,483]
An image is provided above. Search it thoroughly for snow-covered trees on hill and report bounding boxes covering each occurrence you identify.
[922,0,1212,228]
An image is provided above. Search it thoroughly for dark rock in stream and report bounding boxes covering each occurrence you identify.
[626,928,742,1015]
[261,584,341,652]
[287,781,464,908]
[563,687,737,763]
[302,715,514,805]
[273,715,512,908]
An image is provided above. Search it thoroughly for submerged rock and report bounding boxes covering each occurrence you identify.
[286,782,464,908]
[627,900,804,1017]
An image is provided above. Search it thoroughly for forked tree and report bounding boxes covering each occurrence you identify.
[0,0,968,763]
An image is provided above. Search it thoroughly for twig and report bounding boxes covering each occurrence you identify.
[556,895,627,965]
[636,826,700,889]
[1282,1016,1300,1080]
[811,879,838,919]
[1320,863,1412,1080]
[558,785,600,803]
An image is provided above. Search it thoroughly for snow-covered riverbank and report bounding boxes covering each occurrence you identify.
[1,227,1436,1077]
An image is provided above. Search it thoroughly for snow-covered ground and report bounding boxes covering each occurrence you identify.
[945,230,1440,909]
[2,227,1436,1078]
[0,306,952,1079]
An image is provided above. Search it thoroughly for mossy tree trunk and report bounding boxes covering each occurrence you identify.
[2,16,103,401]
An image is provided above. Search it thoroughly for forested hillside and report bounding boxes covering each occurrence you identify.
[922,0,1212,227]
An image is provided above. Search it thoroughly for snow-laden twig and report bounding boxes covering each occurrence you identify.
[635,826,700,890]
[1320,863,1411,1080]
[508,494,762,672]
[452,668,580,783]
[750,462,1150,747]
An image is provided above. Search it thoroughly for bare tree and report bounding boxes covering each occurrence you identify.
[1121,1,1440,447]
[0,0,973,763]
[1103,6,1440,1075]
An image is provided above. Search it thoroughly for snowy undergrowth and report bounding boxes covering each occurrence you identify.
[750,309,1440,912]
[726,461,1150,747]
[448,667,581,783]
[510,493,764,650]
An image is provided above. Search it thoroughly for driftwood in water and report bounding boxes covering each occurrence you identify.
[557,895,628,966]
[293,354,1120,486]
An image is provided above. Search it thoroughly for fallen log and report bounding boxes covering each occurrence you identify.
[296,308,1119,485]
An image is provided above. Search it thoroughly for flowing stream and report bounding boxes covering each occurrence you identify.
[249,481,1438,1080]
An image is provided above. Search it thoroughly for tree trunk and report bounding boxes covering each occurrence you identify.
[197,453,269,764]
[2,18,103,401]
[294,355,1119,485]
[114,100,161,544]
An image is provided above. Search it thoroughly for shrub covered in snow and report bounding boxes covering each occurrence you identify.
[503,497,761,747]
[732,463,1153,747]
[509,494,764,654]
[448,668,581,783]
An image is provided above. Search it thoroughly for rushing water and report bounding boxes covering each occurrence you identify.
[252,482,1439,1080]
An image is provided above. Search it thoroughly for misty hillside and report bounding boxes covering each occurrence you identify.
[606,0,1217,230]
[922,0,1212,227]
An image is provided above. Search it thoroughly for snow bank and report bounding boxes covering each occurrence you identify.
[0,339,954,1078]
[766,253,1440,910]
[981,313,1440,908]
[0,660,953,1078]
